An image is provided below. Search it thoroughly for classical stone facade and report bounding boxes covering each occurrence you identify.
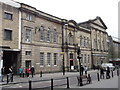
[61,20,91,71]
[79,17,109,67]
[0,0,109,74]
[20,3,63,73]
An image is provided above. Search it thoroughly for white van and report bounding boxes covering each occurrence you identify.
[101,63,115,71]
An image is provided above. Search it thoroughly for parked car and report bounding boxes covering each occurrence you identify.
[101,63,115,71]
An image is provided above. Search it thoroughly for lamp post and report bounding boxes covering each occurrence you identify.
[61,52,65,75]
[61,20,67,75]
[77,47,83,86]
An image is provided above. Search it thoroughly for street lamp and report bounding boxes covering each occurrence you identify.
[77,47,83,86]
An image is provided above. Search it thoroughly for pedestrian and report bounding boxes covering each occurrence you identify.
[1,67,5,82]
[22,67,25,78]
[84,66,88,75]
[100,67,104,79]
[81,65,84,75]
[26,68,30,77]
[93,64,95,70]
[30,66,35,78]
[9,66,13,74]
[106,67,110,79]
[18,67,23,77]
[9,66,13,81]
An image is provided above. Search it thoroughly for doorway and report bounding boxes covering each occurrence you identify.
[25,60,31,69]
[69,53,74,70]
[3,51,18,74]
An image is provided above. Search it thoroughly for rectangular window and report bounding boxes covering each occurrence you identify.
[40,53,44,66]
[26,29,31,42]
[84,54,86,63]
[84,37,86,47]
[47,29,51,42]
[88,55,90,64]
[53,29,57,43]
[26,13,31,21]
[94,39,96,49]
[54,53,57,65]
[40,26,44,41]
[70,53,73,59]
[80,36,82,46]
[4,12,13,20]
[87,37,89,48]
[4,29,12,40]
[25,51,31,56]
[47,53,51,65]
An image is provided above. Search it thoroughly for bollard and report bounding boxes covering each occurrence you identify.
[97,73,100,81]
[11,73,13,82]
[29,80,32,90]
[7,74,9,84]
[51,79,53,90]
[80,76,83,86]
[111,70,113,77]
[106,71,107,79]
[66,77,70,88]
[40,71,42,77]
[117,69,119,76]
[88,74,92,83]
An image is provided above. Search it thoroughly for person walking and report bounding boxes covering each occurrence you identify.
[30,66,35,78]
[9,66,13,82]
[22,67,25,78]
[93,64,95,70]
[1,67,5,82]
[106,66,110,79]
[81,65,84,75]
[26,68,30,77]
[9,66,13,74]
[84,66,88,75]
[18,67,23,77]
[100,67,104,79]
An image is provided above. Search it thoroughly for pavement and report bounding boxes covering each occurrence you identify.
[0,70,99,84]
[0,69,119,89]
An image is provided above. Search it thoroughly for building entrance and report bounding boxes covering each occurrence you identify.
[3,51,19,74]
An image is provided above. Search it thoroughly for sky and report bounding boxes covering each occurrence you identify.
[13,0,119,38]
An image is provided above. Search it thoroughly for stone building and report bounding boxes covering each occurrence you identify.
[0,0,109,74]
[108,36,120,65]
[61,20,91,71]
[0,1,21,74]
[79,17,109,67]
[20,3,63,73]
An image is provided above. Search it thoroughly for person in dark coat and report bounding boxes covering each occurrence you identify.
[100,67,104,79]
[106,67,110,79]
[1,67,5,82]
[81,65,84,75]
[30,66,35,78]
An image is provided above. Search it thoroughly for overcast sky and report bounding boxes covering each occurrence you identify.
[14,0,119,38]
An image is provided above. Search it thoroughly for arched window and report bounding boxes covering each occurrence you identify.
[40,26,44,41]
